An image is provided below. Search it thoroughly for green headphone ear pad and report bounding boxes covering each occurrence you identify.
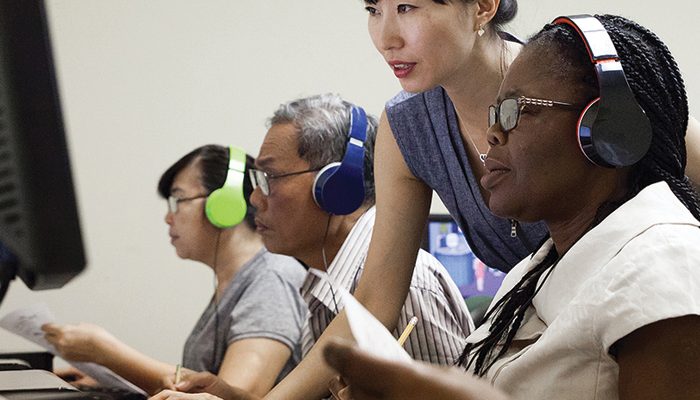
[205,185,246,228]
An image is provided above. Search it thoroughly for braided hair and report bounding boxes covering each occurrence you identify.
[457,14,700,376]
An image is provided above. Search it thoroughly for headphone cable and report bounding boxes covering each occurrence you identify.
[211,230,222,371]
[321,214,341,315]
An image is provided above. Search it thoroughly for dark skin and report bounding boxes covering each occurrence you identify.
[320,42,700,400]
[323,338,509,400]
[615,315,700,400]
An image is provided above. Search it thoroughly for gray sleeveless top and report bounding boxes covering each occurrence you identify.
[386,87,547,272]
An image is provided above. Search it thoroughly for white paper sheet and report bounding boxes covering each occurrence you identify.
[0,303,147,395]
[307,269,412,363]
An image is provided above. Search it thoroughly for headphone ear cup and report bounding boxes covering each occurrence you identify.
[312,162,340,213]
[205,186,247,228]
[577,98,600,165]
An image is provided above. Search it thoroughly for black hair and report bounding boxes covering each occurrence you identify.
[157,144,257,229]
[458,14,700,376]
[363,0,517,31]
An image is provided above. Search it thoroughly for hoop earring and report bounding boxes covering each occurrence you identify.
[477,24,485,37]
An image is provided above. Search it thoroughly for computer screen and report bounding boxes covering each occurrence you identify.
[422,214,505,299]
[0,0,85,299]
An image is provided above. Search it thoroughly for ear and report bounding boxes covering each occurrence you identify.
[474,0,499,29]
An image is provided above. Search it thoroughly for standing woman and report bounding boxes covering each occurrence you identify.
[266,1,700,399]
[44,145,307,397]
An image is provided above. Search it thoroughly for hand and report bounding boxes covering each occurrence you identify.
[54,366,99,388]
[42,323,114,363]
[322,338,510,400]
[154,366,197,393]
[328,375,351,400]
[173,371,260,400]
[149,390,224,400]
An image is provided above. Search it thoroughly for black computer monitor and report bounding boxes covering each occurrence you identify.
[0,0,85,300]
[422,214,505,299]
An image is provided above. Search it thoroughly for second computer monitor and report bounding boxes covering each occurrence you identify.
[422,214,505,299]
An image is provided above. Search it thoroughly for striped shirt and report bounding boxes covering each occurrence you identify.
[300,206,474,365]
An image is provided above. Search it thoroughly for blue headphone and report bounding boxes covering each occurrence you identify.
[554,15,652,168]
[312,105,368,215]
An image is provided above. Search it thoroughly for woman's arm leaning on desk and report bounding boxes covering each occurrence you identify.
[42,322,176,394]
[43,323,291,397]
[264,112,434,400]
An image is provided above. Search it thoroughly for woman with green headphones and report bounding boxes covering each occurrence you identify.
[42,145,307,397]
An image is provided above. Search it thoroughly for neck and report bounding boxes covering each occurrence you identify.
[546,176,629,255]
[446,37,520,144]
[300,206,368,271]
[208,223,264,300]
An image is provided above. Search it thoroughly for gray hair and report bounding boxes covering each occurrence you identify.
[268,93,378,204]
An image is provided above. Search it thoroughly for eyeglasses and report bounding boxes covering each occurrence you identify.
[248,168,320,196]
[167,194,207,214]
[488,96,581,133]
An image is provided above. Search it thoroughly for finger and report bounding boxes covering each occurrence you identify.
[323,338,413,395]
[337,385,352,400]
[41,323,60,334]
[328,376,343,400]
[149,389,192,400]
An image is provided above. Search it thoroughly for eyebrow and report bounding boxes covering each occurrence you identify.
[496,88,521,103]
[255,156,274,170]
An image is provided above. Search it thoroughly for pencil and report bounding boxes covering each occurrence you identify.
[174,364,182,385]
[397,316,418,346]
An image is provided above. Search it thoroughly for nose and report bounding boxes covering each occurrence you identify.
[486,121,508,148]
[249,185,266,212]
[164,210,174,225]
[370,12,403,52]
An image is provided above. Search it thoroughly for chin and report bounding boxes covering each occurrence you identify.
[486,195,517,220]
[399,78,436,95]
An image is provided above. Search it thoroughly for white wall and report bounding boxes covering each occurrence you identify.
[1,0,698,368]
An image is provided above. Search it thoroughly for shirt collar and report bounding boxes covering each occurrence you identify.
[469,181,700,342]
[300,207,376,312]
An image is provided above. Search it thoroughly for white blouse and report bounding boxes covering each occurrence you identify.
[466,182,700,400]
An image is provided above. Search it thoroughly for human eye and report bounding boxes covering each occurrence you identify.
[397,4,416,14]
[365,6,380,16]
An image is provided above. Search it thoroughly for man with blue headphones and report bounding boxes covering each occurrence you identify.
[153,94,475,400]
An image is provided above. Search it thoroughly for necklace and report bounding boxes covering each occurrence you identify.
[469,135,487,165]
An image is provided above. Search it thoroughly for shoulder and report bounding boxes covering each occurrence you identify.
[582,223,700,349]
[385,87,447,115]
[246,250,307,287]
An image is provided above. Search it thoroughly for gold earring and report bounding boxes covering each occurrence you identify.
[477,24,485,37]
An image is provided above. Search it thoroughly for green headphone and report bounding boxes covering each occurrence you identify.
[204,146,247,228]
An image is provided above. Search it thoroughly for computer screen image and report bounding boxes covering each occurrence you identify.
[0,0,86,302]
[423,215,505,299]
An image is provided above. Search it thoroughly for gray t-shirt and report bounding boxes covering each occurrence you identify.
[182,248,307,383]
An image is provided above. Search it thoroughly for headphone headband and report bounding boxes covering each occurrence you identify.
[553,16,619,63]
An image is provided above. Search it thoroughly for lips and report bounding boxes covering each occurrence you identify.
[481,158,511,190]
[388,60,416,79]
[255,218,270,232]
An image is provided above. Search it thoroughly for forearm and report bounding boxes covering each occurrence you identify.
[94,336,175,394]
[265,312,352,400]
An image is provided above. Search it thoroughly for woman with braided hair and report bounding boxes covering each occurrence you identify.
[321,14,700,400]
